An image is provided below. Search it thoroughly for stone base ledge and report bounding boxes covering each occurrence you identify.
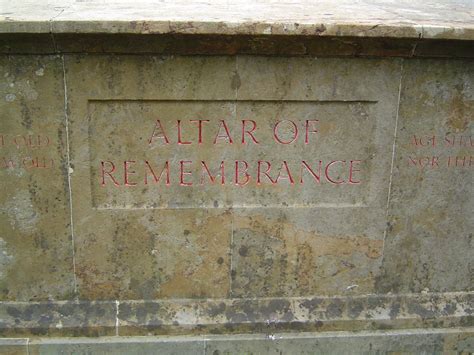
[1,328,473,354]
[0,292,471,337]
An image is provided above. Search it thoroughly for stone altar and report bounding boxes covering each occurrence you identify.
[0,0,473,353]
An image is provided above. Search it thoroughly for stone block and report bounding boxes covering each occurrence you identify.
[377,59,473,294]
[0,55,75,301]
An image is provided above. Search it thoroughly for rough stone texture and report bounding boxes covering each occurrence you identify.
[0,55,75,301]
[0,301,116,337]
[377,59,473,294]
[0,338,27,355]
[63,55,400,300]
[0,3,473,348]
[28,336,203,355]
[116,293,472,336]
[1,1,473,57]
[1,0,473,40]
[205,329,474,354]
[2,329,472,354]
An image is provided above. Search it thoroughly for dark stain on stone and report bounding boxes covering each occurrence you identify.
[231,71,241,91]
[443,302,457,315]
[326,299,344,318]
[207,302,226,318]
[315,320,324,328]
[38,314,53,328]
[367,296,385,309]
[118,303,132,318]
[20,98,32,129]
[238,245,249,257]
[407,301,436,319]
[447,88,469,131]
[224,311,249,324]
[217,257,224,265]
[348,299,364,319]
[315,24,327,35]
[300,298,323,313]
[389,301,401,319]
[6,306,22,318]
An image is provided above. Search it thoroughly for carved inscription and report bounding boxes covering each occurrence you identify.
[89,101,378,208]
[100,119,362,187]
[407,134,473,169]
[0,134,55,170]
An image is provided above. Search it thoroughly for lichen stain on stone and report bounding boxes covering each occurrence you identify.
[156,213,231,299]
[76,212,231,300]
[447,90,471,132]
[232,214,383,297]
[0,238,14,279]
[1,190,38,233]
[231,71,241,90]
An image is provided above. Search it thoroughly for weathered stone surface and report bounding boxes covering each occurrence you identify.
[12,328,474,354]
[2,0,473,40]
[377,59,473,294]
[64,55,237,300]
[0,301,116,337]
[0,5,472,348]
[0,338,27,355]
[116,293,472,335]
[205,328,474,354]
[0,55,74,301]
[28,336,204,355]
[62,55,401,299]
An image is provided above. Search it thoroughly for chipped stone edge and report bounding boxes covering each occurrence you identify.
[0,20,473,41]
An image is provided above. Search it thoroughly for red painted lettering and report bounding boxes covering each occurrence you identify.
[144,160,170,185]
[273,120,298,144]
[179,160,193,186]
[305,120,319,144]
[200,161,225,185]
[1,157,15,169]
[275,161,294,184]
[257,161,276,185]
[300,161,321,184]
[190,120,210,144]
[214,120,233,144]
[235,161,250,186]
[349,160,362,184]
[241,120,259,144]
[124,160,137,186]
[325,160,346,184]
[148,119,170,145]
[100,161,120,186]
[177,120,192,145]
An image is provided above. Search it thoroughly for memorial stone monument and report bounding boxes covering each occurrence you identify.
[0,0,473,353]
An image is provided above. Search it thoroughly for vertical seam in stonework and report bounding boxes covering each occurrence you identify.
[228,56,239,298]
[115,300,120,336]
[61,55,78,296]
[26,338,30,355]
[229,217,234,298]
[49,8,64,52]
[382,59,404,254]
